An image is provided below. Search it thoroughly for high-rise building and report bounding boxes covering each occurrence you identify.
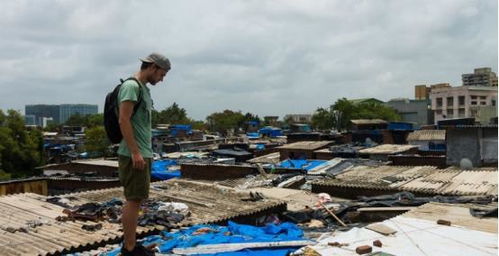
[430,85,497,124]
[462,67,498,87]
[59,104,98,124]
[25,104,98,126]
[414,85,431,100]
[25,105,60,126]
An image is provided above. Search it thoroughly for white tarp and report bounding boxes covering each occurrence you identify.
[293,216,497,256]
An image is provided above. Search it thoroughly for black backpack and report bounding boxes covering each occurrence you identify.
[104,77,143,144]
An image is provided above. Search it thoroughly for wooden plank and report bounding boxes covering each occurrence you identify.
[365,223,397,235]
[357,207,415,212]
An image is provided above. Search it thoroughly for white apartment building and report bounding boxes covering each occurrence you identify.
[430,86,497,124]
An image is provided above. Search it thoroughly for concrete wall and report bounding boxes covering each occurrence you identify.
[446,127,498,166]
[482,128,498,164]
[386,99,432,126]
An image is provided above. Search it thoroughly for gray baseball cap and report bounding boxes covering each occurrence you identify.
[140,52,171,70]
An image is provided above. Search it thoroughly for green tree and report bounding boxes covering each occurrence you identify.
[330,98,400,130]
[311,107,334,130]
[84,126,111,157]
[64,113,103,128]
[0,110,43,178]
[206,110,245,135]
[86,114,104,128]
[65,113,87,126]
[152,102,190,125]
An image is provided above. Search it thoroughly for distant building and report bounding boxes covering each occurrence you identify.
[386,98,433,126]
[284,114,312,123]
[263,116,279,126]
[430,86,497,124]
[25,104,98,126]
[414,85,431,100]
[462,67,498,87]
[59,104,98,124]
[24,114,36,126]
[348,98,384,105]
[25,105,60,125]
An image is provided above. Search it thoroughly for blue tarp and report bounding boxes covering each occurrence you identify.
[255,143,265,151]
[104,221,306,256]
[388,122,414,131]
[258,127,283,138]
[277,159,327,171]
[151,160,181,180]
[246,132,260,139]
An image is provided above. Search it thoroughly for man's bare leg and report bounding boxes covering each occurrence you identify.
[122,199,142,251]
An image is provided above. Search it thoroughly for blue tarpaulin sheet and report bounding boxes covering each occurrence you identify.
[258,127,283,137]
[277,159,327,171]
[246,132,260,139]
[151,160,181,180]
[104,221,306,256]
[255,143,265,151]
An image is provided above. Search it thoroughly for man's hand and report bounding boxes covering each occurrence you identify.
[131,152,146,170]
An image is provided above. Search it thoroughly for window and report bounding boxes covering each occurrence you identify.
[436,110,442,115]
[493,100,497,106]
[471,101,477,105]
[446,97,454,107]
[471,96,477,100]
[458,96,465,105]
[436,98,443,107]
[481,102,487,105]
[480,96,487,100]
[458,109,465,117]
[447,109,454,117]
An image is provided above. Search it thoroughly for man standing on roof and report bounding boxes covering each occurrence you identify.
[118,53,170,256]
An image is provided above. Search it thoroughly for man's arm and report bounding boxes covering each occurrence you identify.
[119,101,145,170]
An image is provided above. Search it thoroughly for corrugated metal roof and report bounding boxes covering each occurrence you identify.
[451,124,498,128]
[407,130,446,141]
[0,179,285,256]
[350,119,387,125]
[359,144,418,154]
[312,165,498,196]
[71,159,119,167]
[277,141,333,150]
[247,152,281,164]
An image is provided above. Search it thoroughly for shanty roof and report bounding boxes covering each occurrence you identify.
[312,165,497,196]
[277,141,333,150]
[70,159,119,168]
[407,130,446,141]
[300,202,497,255]
[359,144,418,155]
[163,152,208,159]
[0,179,285,256]
[350,119,387,125]
[247,152,281,164]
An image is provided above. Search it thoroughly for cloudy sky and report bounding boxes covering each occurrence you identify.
[0,0,497,120]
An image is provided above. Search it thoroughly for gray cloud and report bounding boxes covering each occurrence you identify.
[0,0,496,120]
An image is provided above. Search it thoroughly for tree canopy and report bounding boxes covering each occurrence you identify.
[0,109,43,180]
[206,110,245,135]
[312,98,400,131]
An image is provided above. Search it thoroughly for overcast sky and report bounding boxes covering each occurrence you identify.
[0,0,497,120]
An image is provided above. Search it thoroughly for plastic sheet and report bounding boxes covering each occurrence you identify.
[151,159,181,180]
[104,221,307,256]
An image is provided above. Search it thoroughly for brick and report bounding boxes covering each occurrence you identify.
[356,245,372,254]
[437,219,451,226]
[373,240,382,247]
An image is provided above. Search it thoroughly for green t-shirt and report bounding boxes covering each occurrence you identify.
[117,79,153,158]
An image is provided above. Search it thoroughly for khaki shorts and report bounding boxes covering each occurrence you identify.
[118,155,151,201]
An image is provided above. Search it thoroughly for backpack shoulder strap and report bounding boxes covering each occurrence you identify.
[122,77,143,114]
